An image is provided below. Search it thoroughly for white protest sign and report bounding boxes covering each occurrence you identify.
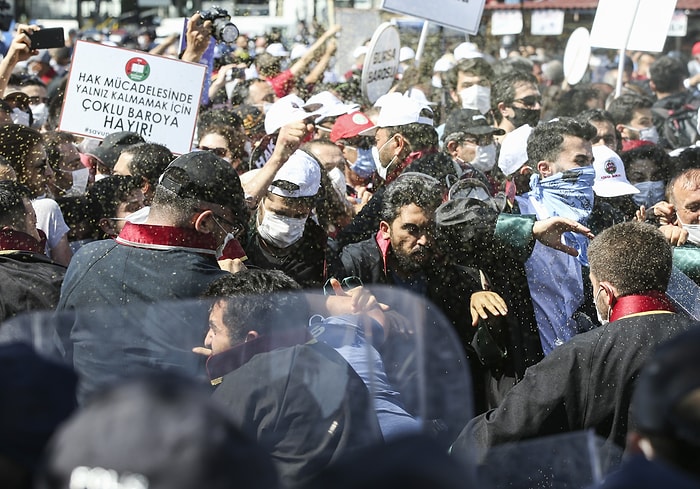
[381,0,485,35]
[361,23,400,105]
[490,11,523,36]
[59,41,206,154]
[563,28,591,85]
[668,11,688,37]
[531,10,565,36]
[589,0,677,53]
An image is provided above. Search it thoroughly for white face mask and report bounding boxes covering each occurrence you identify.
[677,216,700,246]
[594,286,610,326]
[459,85,491,115]
[29,103,48,128]
[94,173,108,182]
[470,143,497,172]
[72,167,90,193]
[372,138,398,181]
[257,208,306,248]
[431,75,443,88]
[328,167,347,199]
[11,107,30,127]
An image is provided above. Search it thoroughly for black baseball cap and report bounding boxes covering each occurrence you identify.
[87,131,145,169]
[159,150,247,222]
[442,108,504,141]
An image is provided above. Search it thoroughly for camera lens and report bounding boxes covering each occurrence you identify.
[220,22,239,44]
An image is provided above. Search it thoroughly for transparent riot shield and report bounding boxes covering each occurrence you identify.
[473,430,623,489]
[0,286,476,488]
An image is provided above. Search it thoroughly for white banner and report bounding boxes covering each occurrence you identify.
[381,0,486,35]
[491,11,523,36]
[531,10,565,36]
[590,0,677,53]
[59,41,206,155]
[668,11,688,37]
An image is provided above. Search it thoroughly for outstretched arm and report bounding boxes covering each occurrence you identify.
[0,24,39,95]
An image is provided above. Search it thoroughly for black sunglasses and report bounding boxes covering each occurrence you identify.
[512,95,541,108]
[198,146,228,158]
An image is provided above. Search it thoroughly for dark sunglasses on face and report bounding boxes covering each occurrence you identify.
[512,95,541,108]
[198,146,228,158]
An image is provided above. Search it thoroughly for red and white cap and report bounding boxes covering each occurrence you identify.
[330,112,375,142]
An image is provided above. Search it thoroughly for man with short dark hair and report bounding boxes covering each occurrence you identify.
[0,180,65,320]
[112,142,174,205]
[333,174,480,353]
[58,150,249,309]
[491,71,542,139]
[576,108,619,152]
[200,269,380,488]
[458,222,697,451]
[649,55,700,150]
[516,118,598,353]
[442,108,504,191]
[607,93,657,151]
[443,58,496,115]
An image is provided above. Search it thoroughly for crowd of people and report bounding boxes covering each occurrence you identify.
[1,11,700,489]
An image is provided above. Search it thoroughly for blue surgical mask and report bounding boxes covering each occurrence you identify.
[632,181,666,208]
[349,147,376,179]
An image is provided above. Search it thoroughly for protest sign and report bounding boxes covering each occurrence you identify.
[381,0,485,35]
[59,40,206,154]
[361,23,400,105]
[563,27,591,86]
[668,11,688,37]
[490,11,523,36]
[589,0,677,53]
[531,10,565,36]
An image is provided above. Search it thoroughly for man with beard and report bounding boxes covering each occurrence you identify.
[331,174,481,354]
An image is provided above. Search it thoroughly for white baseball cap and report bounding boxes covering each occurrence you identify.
[454,42,483,61]
[264,94,323,135]
[361,93,434,134]
[266,42,289,58]
[434,55,455,73]
[269,150,321,198]
[592,145,639,197]
[399,46,416,62]
[306,91,359,124]
[498,124,533,176]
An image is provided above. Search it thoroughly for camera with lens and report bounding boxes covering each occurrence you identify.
[199,6,239,45]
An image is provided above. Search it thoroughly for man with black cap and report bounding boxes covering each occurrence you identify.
[442,108,504,193]
[58,150,249,309]
[85,131,145,179]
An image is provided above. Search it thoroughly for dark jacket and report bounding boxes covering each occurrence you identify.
[335,152,457,248]
[245,218,326,289]
[0,251,65,322]
[458,311,697,452]
[211,340,381,488]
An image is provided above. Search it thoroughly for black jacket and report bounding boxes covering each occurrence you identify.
[457,311,698,452]
[211,341,380,488]
[245,219,326,289]
[0,251,65,322]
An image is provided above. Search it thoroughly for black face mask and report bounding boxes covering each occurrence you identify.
[507,106,541,128]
